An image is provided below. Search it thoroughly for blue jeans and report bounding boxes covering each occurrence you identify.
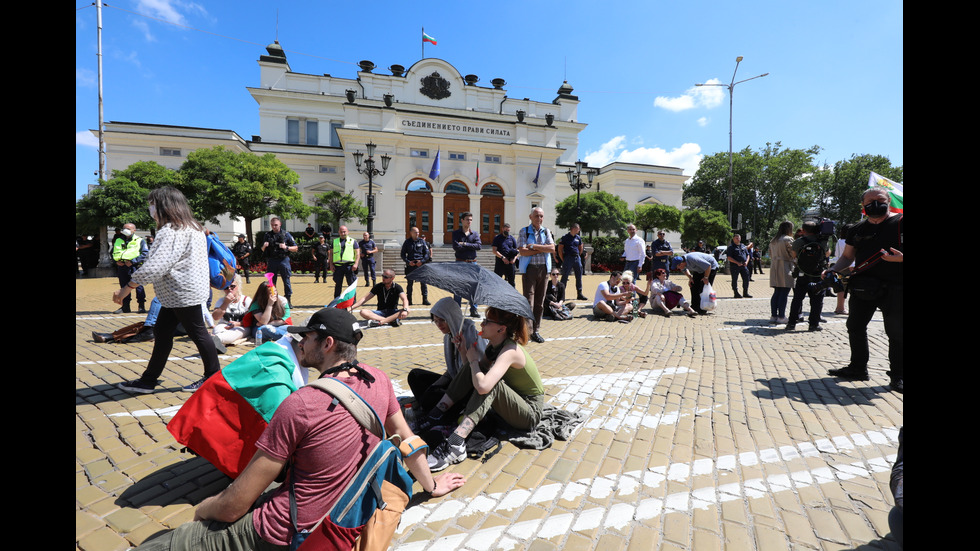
[770,287,790,318]
[255,324,289,345]
[624,259,640,275]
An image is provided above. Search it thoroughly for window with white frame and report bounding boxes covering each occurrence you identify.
[484,154,501,164]
[160,147,181,157]
[449,151,466,161]
[410,149,429,158]
[286,117,319,145]
[318,165,337,174]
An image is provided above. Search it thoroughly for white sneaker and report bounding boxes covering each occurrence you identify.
[427,440,466,472]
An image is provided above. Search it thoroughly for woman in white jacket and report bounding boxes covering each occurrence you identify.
[114,186,220,394]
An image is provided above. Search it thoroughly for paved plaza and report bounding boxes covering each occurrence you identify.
[76,271,902,551]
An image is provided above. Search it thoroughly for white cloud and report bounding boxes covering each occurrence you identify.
[76,67,96,88]
[654,79,725,112]
[133,1,210,40]
[583,136,703,178]
[77,130,99,148]
[697,117,709,127]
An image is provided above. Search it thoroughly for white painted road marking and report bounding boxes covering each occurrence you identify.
[396,427,900,550]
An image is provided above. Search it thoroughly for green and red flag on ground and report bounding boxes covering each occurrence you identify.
[868,171,903,214]
[168,341,304,478]
[328,280,359,309]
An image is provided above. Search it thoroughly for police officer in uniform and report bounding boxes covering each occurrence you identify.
[328,225,359,299]
[112,223,149,313]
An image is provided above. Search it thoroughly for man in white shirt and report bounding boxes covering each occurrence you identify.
[621,224,646,275]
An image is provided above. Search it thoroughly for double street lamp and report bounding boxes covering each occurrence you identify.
[351,142,390,238]
[696,56,768,228]
[565,160,599,217]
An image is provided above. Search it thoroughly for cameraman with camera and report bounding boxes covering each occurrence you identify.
[824,187,903,393]
[786,221,829,331]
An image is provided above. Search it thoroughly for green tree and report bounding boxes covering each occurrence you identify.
[311,191,368,233]
[685,142,821,250]
[75,161,178,234]
[814,154,903,225]
[179,146,306,242]
[555,190,633,239]
[634,203,682,234]
[681,208,731,249]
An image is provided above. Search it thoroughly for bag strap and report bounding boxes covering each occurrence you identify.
[288,377,387,543]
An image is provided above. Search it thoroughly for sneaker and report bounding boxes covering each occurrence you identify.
[391,318,402,327]
[112,308,125,314]
[530,332,546,343]
[368,320,382,328]
[182,378,206,392]
[118,379,156,394]
[576,294,589,301]
[211,335,227,355]
[733,292,742,299]
[422,299,431,306]
[768,316,778,324]
[427,440,467,472]
[785,323,796,331]
[808,325,823,332]
[827,366,870,381]
[889,377,904,393]
[743,294,753,298]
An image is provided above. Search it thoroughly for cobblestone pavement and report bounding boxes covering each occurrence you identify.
[76,272,902,551]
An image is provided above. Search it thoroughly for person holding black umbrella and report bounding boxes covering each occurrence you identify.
[425,306,545,471]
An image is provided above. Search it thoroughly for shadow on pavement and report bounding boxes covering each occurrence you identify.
[752,377,889,406]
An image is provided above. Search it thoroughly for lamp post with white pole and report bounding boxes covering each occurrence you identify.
[696,57,768,227]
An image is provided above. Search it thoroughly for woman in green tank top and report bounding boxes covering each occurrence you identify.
[425,306,545,471]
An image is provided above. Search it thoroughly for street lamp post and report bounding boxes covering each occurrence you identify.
[696,57,768,228]
[565,160,599,218]
[351,142,391,238]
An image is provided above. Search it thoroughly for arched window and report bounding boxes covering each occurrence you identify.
[406,179,432,192]
[480,183,504,196]
[444,181,469,194]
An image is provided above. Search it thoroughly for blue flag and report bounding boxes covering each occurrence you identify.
[429,149,441,180]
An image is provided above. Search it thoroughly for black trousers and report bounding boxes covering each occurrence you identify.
[847,281,903,379]
[139,304,220,386]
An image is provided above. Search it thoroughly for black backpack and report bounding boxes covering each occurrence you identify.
[796,239,826,277]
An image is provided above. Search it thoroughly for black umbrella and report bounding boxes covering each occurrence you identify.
[406,262,533,323]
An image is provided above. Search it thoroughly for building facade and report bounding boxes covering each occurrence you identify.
[98,42,686,245]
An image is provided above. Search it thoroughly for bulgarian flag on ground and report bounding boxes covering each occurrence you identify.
[168,341,303,478]
[868,171,903,213]
[328,280,359,309]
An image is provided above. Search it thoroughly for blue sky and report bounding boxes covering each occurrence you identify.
[75,1,903,200]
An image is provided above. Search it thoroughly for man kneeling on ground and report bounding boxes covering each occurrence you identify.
[134,308,465,550]
[349,268,410,327]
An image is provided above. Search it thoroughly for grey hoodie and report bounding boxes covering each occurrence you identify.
[430,297,488,378]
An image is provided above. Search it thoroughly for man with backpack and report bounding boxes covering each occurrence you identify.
[786,221,828,331]
[135,308,465,550]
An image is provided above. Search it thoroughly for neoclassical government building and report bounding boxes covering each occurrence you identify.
[99,41,686,245]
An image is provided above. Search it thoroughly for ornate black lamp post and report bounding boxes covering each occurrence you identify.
[351,142,390,238]
[565,160,599,217]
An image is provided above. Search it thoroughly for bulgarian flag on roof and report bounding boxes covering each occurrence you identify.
[422,31,437,45]
[168,341,303,478]
[328,280,359,310]
[868,171,903,213]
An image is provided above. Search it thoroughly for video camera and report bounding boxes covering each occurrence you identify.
[816,218,836,239]
[808,270,845,295]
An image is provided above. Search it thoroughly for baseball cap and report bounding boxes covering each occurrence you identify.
[287,308,363,345]
[670,256,685,271]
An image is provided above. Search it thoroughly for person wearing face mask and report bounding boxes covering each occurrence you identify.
[492,222,518,287]
[111,223,149,314]
[824,187,903,393]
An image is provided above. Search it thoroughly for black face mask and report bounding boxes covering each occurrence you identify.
[864,200,889,217]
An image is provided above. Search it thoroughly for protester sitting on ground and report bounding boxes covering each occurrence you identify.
[134,308,466,551]
[544,268,575,320]
[408,297,487,418]
[646,268,698,317]
[423,307,546,471]
[348,268,410,327]
[245,279,292,344]
[592,271,633,322]
[618,270,647,318]
[210,275,252,346]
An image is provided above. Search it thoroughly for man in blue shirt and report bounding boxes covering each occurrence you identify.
[672,252,719,315]
[725,234,752,298]
[492,223,518,287]
[558,223,588,301]
[649,230,673,278]
[359,231,378,288]
[452,212,482,317]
